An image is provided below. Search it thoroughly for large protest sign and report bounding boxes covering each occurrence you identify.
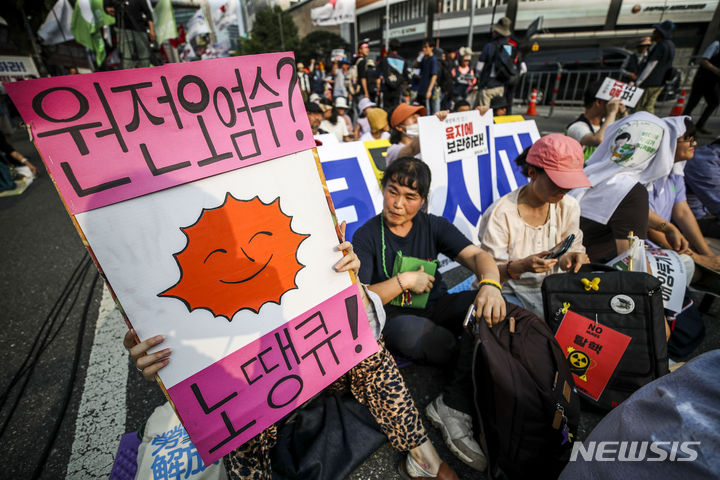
[6,55,378,465]
[420,112,539,243]
[317,140,385,241]
[6,53,313,214]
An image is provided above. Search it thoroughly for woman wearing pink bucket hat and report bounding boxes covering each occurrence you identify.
[477,134,591,315]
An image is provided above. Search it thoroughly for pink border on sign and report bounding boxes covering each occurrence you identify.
[167,284,379,465]
[5,53,314,214]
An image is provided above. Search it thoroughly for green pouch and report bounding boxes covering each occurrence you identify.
[390,250,438,309]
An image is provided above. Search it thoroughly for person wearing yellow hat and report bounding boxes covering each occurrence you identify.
[360,108,391,141]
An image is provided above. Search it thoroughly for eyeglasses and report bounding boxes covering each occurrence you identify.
[678,137,696,144]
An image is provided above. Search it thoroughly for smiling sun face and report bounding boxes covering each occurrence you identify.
[158,194,309,320]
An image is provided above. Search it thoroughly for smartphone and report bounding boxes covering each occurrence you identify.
[544,234,575,259]
[463,304,476,330]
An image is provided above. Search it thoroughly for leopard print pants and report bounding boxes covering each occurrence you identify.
[223,338,428,479]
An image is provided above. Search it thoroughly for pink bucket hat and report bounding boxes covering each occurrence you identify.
[526,134,592,189]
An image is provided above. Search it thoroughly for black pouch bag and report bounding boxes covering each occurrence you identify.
[541,264,669,410]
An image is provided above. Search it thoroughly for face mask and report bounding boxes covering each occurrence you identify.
[404,123,419,138]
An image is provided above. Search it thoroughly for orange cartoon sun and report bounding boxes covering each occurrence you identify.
[158,194,310,320]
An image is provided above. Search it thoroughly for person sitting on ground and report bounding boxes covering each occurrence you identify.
[354,156,506,365]
[452,100,471,112]
[0,133,38,178]
[353,157,506,472]
[124,225,460,480]
[566,80,626,161]
[489,95,508,117]
[360,107,390,141]
[319,98,352,142]
[305,101,328,137]
[646,119,720,272]
[386,104,428,166]
[386,103,492,165]
[334,96,354,135]
[355,97,376,140]
[570,112,690,264]
[478,134,590,316]
[684,138,720,239]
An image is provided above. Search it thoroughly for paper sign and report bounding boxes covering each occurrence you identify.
[555,310,631,401]
[169,284,378,464]
[595,77,644,108]
[442,110,489,163]
[647,248,686,313]
[4,53,314,214]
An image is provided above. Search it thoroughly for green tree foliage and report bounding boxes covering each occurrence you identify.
[296,30,349,64]
[237,6,299,55]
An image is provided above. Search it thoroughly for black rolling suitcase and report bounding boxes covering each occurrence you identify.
[541,264,669,410]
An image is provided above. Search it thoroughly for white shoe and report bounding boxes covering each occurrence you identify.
[425,394,487,471]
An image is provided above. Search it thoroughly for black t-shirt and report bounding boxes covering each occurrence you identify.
[354,213,471,303]
[105,0,152,33]
[580,182,649,263]
[642,39,675,87]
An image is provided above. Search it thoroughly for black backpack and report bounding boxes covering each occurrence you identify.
[542,265,669,410]
[493,40,519,85]
[382,55,404,91]
[472,303,580,480]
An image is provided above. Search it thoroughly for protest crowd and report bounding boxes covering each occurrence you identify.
[3,7,720,480]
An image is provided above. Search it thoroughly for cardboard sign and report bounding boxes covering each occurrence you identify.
[595,77,644,108]
[5,53,314,214]
[555,310,631,401]
[8,55,376,466]
[441,110,489,163]
[647,248,686,313]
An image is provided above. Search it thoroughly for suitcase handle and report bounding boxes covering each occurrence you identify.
[577,263,616,273]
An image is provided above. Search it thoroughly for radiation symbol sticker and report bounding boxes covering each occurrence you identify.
[566,347,591,382]
[159,194,310,320]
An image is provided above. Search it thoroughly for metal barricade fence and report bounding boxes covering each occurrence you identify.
[512,57,712,118]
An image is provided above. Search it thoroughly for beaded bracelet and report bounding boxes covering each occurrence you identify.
[396,275,412,306]
[478,279,502,292]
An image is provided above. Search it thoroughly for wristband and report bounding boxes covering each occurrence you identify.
[478,279,502,292]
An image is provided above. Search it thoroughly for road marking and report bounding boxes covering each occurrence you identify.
[66,285,128,479]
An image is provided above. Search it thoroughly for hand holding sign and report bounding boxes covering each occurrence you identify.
[595,77,644,108]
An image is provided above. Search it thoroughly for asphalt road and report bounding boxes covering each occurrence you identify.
[1,102,718,479]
